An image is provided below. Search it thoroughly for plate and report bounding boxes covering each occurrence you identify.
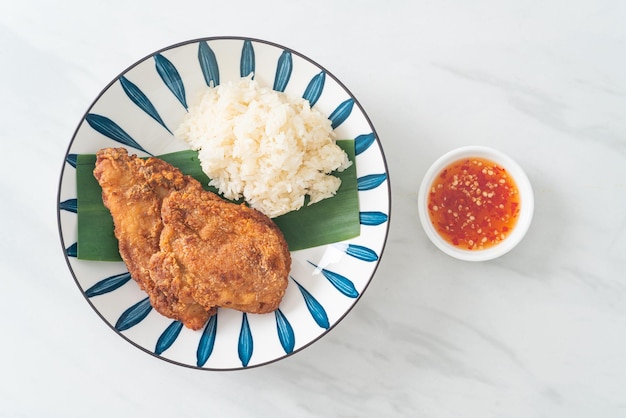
[57,36,390,370]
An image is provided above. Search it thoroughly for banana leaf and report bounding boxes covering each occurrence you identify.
[76,140,359,260]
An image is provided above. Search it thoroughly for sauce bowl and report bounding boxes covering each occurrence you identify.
[418,146,534,261]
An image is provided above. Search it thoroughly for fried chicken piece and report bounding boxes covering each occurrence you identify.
[94,148,213,330]
[93,147,291,330]
[150,188,291,314]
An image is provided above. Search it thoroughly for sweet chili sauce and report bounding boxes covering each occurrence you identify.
[427,157,520,250]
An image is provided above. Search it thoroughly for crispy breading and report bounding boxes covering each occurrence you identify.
[151,187,291,314]
[93,148,290,330]
[94,148,213,330]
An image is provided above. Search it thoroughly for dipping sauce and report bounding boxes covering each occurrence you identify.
[427,157,520,250]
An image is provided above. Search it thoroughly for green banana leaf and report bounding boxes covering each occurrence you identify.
[76,140,359,261]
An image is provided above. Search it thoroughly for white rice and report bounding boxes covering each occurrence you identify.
[175,76,352,218]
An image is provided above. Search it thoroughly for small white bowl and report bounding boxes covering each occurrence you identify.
[418,146,534,261]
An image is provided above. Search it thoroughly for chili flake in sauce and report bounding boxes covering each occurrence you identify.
[427,157,520,250]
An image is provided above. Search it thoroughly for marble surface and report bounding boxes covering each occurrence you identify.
[2,0,626,416]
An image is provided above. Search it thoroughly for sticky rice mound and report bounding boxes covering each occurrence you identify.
[175,76,351,218]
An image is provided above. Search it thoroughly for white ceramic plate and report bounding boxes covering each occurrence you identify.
[57,37,390,370]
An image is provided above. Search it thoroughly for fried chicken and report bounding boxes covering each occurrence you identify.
[94,148,213,330]
[93,148,290,330]
[151,187,291,314]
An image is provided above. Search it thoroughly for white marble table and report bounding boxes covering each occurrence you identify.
[3,1,626,416]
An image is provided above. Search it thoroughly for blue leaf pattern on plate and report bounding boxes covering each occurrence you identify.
[308,261,359,298]
[198,41,220,87]
[357,173,388,191]
[302,71,325,106]
[275,309,295,354]
[85,272,131,297]
[66,154,78,168]
[119,76,172,134]
[344,244,379,262]
[238,313,253,367]
[329,98,354,129]
[359,211,389,226]
[59,199,77,213]
[355,133,376,155]
[293,278,329,329]
[115,297,152,331]
[154,53,187,110]
[196,313,218,367]
[240,40,255,78]
[66,242,77,257]
[273,51,292,92]
[155,321,183,355]
[85,114,151,155]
